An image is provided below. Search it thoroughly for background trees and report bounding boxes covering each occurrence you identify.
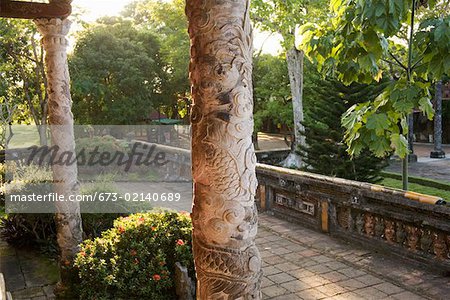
[301,0,450,158]
[0,19,49,145]
[253,54,292,134]
[70,18,165,124]
[251,0,328,167]
[122,0,190,120]
[299,78,387,182]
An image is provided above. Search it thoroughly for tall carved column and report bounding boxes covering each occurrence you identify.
[186,0,262,298]
[34,18,82,297]
[431,81,445,158]
[407,114,417,162]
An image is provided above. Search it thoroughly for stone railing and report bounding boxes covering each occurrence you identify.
[1,141,192,182]
[255,148,290,165]
[256,163,450,272]
[130,140,191,181]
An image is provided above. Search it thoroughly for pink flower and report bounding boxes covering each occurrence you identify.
[152,274,161,281]
[176,239,185,246]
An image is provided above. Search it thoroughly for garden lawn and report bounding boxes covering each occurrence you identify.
[380,178,450,202]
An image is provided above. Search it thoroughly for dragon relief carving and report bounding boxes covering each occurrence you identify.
[186,0,262,298]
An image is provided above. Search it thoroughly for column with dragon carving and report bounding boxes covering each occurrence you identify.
[186,0,262,298]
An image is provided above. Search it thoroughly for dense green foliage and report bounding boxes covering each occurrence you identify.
[0,19,49,146]
[301,0,450,158]
[299,79,387,182]
[70,19,165,124]
[253,54,292,131]
[253,54,321,132]
[74,212,194,300]
[123,0,191,119]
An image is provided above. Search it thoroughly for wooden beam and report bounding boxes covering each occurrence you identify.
[0,1,71,19]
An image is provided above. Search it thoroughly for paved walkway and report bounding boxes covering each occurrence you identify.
[385,143,450,183]
[257,133,450,183]
[258,214,449,300]
[0,240,57,299]
[1,213,449,299]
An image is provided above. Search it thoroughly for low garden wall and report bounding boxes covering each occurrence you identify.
[255,148,290,165]
[256,163,450,272]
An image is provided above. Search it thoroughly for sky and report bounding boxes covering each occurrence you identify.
[71,0,283,55]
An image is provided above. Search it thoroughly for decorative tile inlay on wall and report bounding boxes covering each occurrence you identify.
[275,193,315,216]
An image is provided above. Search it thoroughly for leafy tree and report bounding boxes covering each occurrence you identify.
[253,54,292,133]
[70,18,166,124]
[251,0,328,167]
[0,19,49,145]
[122,0,190,119]
[299,78,387,182]
[301,0,450,157]
[252,54,320,145]
[301,0,450,188]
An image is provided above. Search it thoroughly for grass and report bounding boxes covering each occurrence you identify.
[8,125,41,148]
[380,178,450,201]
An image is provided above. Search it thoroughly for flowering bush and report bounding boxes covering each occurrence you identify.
[74,211,194,299]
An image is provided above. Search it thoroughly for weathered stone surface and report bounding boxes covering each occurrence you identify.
[186,0,262,298]
[34,18,83,296]
[431,81,445,158]
[0,0,71,19]
[256,163,450,271]
[174,262,194,300]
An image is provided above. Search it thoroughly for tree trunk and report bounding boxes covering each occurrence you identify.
[38,124,47,146]
[282,47,304,168]
[34,18,83,298]
[186,0,262,298]
[252,131,260,150]
[431,80,446,158]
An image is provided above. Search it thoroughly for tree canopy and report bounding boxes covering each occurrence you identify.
[70,18,166,124]
[300,0,450,158]
[122,0,191,118]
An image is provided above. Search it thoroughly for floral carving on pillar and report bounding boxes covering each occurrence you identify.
[34,18,82,296]
[186,0,262,298]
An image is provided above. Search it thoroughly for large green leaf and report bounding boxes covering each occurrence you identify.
[366,113,389,132]
[390,133,409,158]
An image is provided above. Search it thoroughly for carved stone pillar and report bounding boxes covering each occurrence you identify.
[186,0,262,298]
[34,18,82,297]
[407,114,417,162]
[431,81,445,158]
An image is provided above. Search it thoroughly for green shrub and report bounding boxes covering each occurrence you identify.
[75,135,128,155]
[76,135,129,175]
[74,211,194,300]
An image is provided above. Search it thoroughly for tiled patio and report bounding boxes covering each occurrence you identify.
[258,213,449,300]
[1,213,449,299]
